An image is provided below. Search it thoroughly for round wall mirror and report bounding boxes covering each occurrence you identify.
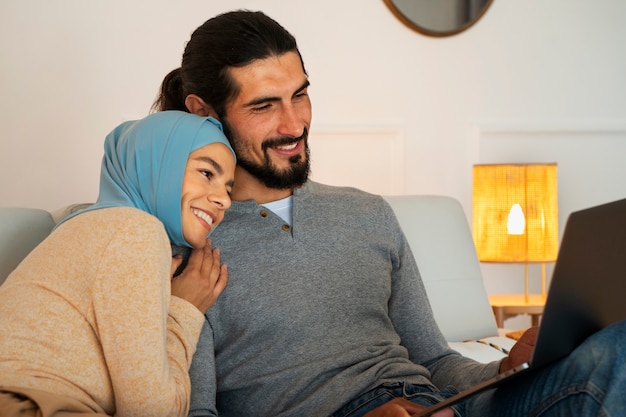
[384,0,494,37]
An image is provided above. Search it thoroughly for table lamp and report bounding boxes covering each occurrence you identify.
[472,163,559,303]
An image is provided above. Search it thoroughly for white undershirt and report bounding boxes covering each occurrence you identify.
[262,196,293,226]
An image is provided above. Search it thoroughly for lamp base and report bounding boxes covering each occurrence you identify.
[524,263,548,303]
[489,293,546,328]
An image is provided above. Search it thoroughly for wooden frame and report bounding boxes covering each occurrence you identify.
[383,0,495,37]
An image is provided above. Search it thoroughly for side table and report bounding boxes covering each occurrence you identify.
[488,294,546,328]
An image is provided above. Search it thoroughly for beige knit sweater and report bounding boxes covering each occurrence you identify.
[0,207,205,416]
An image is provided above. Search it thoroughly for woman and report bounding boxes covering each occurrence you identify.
[0,111,236,416]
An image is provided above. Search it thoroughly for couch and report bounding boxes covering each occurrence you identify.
[0,196,516,363]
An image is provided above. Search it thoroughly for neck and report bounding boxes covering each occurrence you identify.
[230,166,294,204]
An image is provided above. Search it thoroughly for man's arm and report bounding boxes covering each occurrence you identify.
[380,200,501,390]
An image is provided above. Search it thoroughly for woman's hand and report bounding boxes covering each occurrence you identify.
[363,398,454,417]
[170,239,228,313]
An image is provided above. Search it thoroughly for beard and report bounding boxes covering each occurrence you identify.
[225,125,311,190]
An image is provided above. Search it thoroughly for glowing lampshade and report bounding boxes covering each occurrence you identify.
[473,163,559,263]
[473,163,559,300]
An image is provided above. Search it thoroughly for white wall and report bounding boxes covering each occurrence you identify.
[2,0,625,309]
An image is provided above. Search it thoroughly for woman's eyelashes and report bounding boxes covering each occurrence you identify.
[201,169,215,180]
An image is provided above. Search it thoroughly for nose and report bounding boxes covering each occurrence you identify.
[210,187,232,211]
[277,104,305,138]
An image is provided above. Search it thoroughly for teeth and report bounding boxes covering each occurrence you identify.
[276,142,297,150]
[192,209,213,226]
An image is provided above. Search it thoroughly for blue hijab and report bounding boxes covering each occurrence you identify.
[57,111,235,247]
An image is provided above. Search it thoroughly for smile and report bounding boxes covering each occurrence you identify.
[192,208,214,228]
[275,142,298,151]
[269,139,303,156]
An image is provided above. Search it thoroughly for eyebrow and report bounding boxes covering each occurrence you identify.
[244,79,310,107]
[195,156,235,187]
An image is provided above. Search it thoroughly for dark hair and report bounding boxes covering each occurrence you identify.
[152,10,306,118]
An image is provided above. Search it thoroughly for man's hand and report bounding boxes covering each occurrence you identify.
[500,326,538,373]
[363,398,454,417]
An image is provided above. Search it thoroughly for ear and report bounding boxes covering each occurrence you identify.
[185,94,218,118]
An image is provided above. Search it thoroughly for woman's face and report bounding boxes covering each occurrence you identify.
[181,143,235,248]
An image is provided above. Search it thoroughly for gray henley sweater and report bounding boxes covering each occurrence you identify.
[188,181,500,417]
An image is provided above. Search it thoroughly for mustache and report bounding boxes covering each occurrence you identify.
[261,127,308,151]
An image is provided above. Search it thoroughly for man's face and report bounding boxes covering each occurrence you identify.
[222,51,312,189]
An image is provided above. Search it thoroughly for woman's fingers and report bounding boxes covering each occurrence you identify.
[170,239,228,313]
[185,238,214,271]
[212,263,228,298]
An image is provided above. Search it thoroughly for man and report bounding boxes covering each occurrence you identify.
[153,10,626,417]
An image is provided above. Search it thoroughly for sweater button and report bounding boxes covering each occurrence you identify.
[260,210,269,218]
[281,224,290,232]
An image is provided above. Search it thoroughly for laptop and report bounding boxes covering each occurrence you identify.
[413,197,626,417]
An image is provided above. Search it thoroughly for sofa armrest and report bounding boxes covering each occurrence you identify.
[0,207,55,285]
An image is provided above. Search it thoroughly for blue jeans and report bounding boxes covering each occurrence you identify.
[334,320,626,417]
[467,319,626,416]
[331,382,463,417]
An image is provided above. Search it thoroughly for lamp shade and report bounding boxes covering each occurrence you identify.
[472,163,559,263]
